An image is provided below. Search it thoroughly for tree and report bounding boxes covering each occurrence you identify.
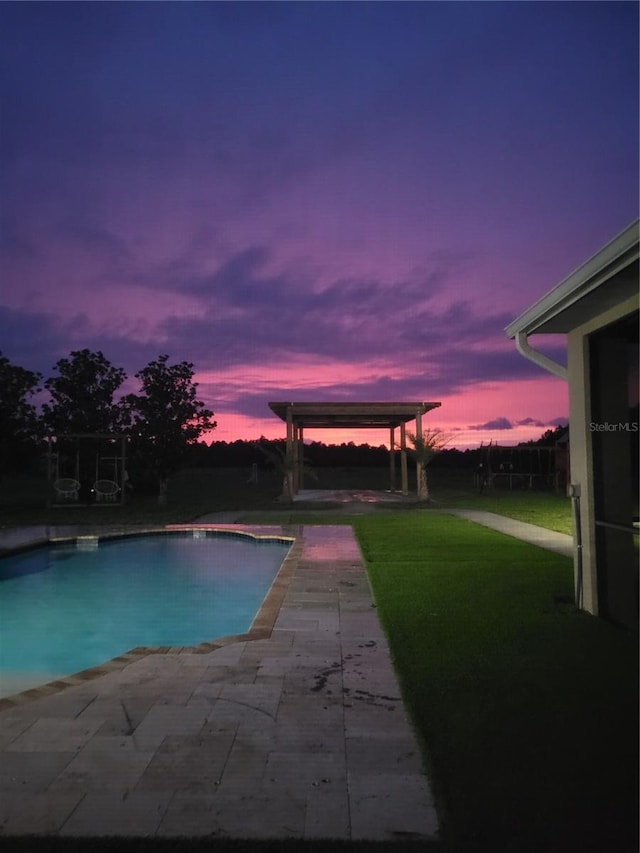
[42,349,127,435]
[124,355,216,502]
[0,352,42,476]
[405,428,451,501]
[521,424,569,447]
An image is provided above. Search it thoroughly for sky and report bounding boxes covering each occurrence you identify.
[1,1,638,449]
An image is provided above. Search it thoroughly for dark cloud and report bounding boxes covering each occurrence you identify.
[0,228,569,428]
[467,415,568,434]
[108,239,569,423]
[157,244,493,356]
[516,417,546,427]
[0,305,165,389]
[158,247,563,390]
[469,417,513,431]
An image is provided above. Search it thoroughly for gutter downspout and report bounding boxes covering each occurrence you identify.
[569,485,583,609]
[514,331,583,609]
[514,331,568,381]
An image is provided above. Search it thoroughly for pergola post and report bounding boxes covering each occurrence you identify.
[415,409,425,499]
[400,422,408,495]
[389,426,396,491]
[297,426,304,492]
[286,407,296,498]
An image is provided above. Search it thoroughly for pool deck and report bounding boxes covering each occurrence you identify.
[0,523,440,841]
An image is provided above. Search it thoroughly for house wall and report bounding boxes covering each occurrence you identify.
[567,293,639,621]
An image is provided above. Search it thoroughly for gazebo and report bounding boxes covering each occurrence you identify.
[268,401,441,497]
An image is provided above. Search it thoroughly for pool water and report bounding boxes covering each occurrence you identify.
[0,532,291,696]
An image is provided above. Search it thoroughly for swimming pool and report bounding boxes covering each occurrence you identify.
[0,530,292,697]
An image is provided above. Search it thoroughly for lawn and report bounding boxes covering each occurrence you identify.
[423,468,573,535]
[436,489,573,535]
[354,513,638,852]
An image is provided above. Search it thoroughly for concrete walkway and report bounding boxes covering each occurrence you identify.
[0,525,439,841]
[444,509,573,558]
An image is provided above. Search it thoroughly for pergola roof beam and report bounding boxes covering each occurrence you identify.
[268,401,441,430]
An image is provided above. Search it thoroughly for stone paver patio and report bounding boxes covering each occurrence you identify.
[0,524,439,841]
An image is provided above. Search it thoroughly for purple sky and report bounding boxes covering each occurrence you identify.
[1,1,638,448]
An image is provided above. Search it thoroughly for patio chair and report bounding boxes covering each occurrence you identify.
[93,479,120,503]
[53,478,81,502]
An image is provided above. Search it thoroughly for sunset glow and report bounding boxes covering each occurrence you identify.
[1,2,637,449]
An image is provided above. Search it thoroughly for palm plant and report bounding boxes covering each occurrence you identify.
[405,428,451,501]
[254,439,317,503]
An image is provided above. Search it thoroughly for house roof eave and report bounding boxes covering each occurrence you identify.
[505,219,639,338]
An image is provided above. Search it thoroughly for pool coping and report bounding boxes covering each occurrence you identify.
[0,524,302,711]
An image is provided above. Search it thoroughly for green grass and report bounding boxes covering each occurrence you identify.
[473,495,572,534]
[438,489,573,535]
[422,469,573,535]
[353,513,638,852]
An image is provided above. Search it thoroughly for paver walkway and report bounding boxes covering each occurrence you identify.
[0,525,439,841]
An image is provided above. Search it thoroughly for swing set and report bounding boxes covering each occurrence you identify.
[473,440,565,493]
[47,433,127,507]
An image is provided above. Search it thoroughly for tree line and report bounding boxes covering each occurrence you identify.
[186,427,569,471]
[0,349,215,497]
[1,348,571,497]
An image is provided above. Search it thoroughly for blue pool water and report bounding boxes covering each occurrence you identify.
[0,531,291,694]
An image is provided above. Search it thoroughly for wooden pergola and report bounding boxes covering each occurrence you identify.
[268,401,441,496]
